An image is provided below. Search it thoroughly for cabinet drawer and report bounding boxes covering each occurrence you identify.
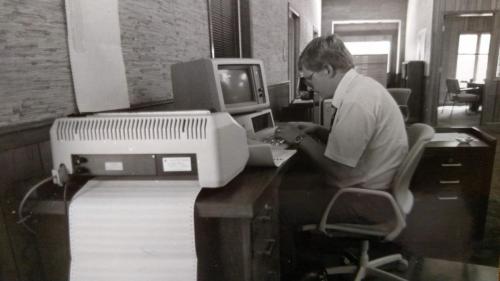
[252,185,278,240]
[252,236,279,281]
[403,193,473,244]
[251,183,279,281]
[252,195,278,259]
[412,149,488,192]
[419,151,483,172]
[252,212,279,281]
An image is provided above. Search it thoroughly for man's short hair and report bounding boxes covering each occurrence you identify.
[298,34,354,73]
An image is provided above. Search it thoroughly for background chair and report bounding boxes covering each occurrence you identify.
[387,88,412,122]
[302,123,435,281]
[443,79,479,117]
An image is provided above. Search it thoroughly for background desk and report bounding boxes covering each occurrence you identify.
[277,99,317,123]
[465,82,484,112]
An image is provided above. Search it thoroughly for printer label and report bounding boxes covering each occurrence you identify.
[105,161,124,171]
[162,157,192,172]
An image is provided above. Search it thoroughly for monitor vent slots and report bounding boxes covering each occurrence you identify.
[55,117,208,141]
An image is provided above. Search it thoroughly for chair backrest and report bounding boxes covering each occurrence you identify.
[446,78,461,94]
[387,88,411,106]
[391,123,435,215]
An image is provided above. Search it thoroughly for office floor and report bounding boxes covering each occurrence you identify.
[370,257,498,281]
[319,257,499,281]
[437,105,481,127]
[288,239,499,281]
[476,125,500,265]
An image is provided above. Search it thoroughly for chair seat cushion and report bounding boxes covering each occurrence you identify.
[324,222,393,238]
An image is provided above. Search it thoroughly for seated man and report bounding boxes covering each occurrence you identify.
[276,34,408,278]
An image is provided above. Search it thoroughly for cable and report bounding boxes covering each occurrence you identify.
[63,182,69,215]
[17,176,54,234]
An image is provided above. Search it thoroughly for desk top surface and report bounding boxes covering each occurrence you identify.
[430,127,496,149]
[196,157,294,218]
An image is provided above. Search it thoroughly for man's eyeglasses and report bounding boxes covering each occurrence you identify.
[301,72,316,82]
[300,71,316,88]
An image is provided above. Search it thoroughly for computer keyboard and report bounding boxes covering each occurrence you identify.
[262,135,286,146]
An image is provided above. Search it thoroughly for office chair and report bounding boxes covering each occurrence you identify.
[301,123,435,281]
[387,88,412,122]
[443,79,479,117]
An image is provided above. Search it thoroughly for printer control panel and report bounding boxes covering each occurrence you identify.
[71,154,198,180]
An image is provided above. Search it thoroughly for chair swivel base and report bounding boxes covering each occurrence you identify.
[325,240,408,281]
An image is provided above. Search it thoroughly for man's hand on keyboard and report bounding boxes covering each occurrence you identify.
[286,122,321,135]
[275,124,303,145]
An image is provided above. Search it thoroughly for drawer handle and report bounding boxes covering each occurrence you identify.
[264,203,273,211]
[439,180,460,184]
[441,163,462,167]
[259,239,276,256]
[257,204,274,221]
[256,215,272,222]
[438,196,459,200]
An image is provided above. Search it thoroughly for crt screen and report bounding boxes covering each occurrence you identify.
[218,67,255,104]
[252,112,273,132]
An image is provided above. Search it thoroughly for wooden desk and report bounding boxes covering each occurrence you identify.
[196,160,294,281]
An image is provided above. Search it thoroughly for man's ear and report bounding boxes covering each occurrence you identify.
[324,64,337,78]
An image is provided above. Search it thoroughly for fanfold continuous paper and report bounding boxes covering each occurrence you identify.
[69,179,199,281]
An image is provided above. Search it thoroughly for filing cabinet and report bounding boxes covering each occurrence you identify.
[401,127,496,260]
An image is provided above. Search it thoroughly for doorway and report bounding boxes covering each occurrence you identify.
[332,20,401,87]
[437,14,493,127]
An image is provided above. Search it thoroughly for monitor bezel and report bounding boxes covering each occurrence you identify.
[210,58,270,114]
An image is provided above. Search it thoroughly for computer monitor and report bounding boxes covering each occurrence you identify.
[171,58,270,114]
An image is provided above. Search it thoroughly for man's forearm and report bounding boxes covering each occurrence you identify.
[297,134,337,174]
[308,126,330,144]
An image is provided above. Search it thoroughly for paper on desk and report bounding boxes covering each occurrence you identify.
[247,143,277,166]
[69,180,199,281]
[65,0,130,113]
[247,143,296,167]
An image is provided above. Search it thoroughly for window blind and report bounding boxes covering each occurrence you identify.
[208,0,251,58]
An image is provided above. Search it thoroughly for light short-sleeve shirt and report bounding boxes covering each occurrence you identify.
[324,69,408,190]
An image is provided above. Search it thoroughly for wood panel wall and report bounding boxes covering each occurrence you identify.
[428,0,500,125]
[439,15,494,104]
[442,0,500,11]
[0,121,53,281]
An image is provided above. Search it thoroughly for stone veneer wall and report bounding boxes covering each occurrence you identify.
[1,0,312,127]
[251,0,288,85]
